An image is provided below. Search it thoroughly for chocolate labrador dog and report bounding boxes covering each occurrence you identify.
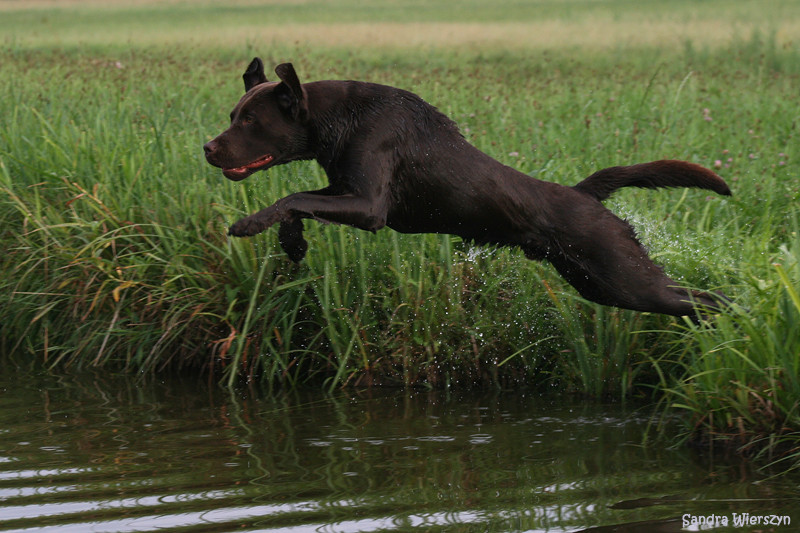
[204,58,731,316]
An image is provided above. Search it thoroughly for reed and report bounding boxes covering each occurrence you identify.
[655,217,800,469]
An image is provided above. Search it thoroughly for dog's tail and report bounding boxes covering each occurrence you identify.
[573,160,731,202]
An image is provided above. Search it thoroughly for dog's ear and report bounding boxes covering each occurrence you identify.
[274,63,307,120]
[243,57,268,92]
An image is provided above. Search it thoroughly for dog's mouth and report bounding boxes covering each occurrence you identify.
[222,154,275,181]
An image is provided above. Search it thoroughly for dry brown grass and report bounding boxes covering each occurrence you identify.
[9,19,800,51]
[204,20,800,51]
[2,0,798,52]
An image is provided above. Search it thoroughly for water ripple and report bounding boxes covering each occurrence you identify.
[1,375,798,532]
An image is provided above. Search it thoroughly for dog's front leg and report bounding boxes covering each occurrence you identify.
[228,203,285,237]
[228,186,340,239]
[228,192,386,239]
[228,206,309,262]
[277,217,308,263]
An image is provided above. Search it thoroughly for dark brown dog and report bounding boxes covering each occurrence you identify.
[204,58,732,317]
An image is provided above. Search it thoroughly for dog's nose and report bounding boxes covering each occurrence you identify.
[203,140,217,156]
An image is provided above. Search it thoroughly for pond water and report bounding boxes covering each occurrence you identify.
[0,369,798,532]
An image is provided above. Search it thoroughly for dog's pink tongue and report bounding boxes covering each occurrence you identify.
[224,167,249,179]
[227,155,274,174]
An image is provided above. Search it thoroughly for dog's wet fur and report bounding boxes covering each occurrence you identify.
[204,58,732,317]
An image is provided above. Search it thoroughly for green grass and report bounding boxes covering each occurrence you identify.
[2,0,800,471]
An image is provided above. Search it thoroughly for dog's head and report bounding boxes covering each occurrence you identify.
[203,58,312,181]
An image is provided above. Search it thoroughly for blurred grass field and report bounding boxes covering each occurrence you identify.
[2,0,800,51]
[2,0,800,470]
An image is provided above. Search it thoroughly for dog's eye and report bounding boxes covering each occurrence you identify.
[241,114,256,126]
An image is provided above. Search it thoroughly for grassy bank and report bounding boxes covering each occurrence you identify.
[1,0,800,470]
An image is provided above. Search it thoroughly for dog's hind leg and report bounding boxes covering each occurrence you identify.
[549,248,724,316]
[546,251,722,317]
[535,214,725,317]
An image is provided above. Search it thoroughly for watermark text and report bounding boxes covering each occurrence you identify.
[682,512,791,529]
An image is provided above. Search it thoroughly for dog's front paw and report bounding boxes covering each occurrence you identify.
[278,218,308,263]
[228,216,266,237]
[228,207,283,237]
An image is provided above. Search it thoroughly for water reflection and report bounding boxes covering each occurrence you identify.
[0,371,797,532]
